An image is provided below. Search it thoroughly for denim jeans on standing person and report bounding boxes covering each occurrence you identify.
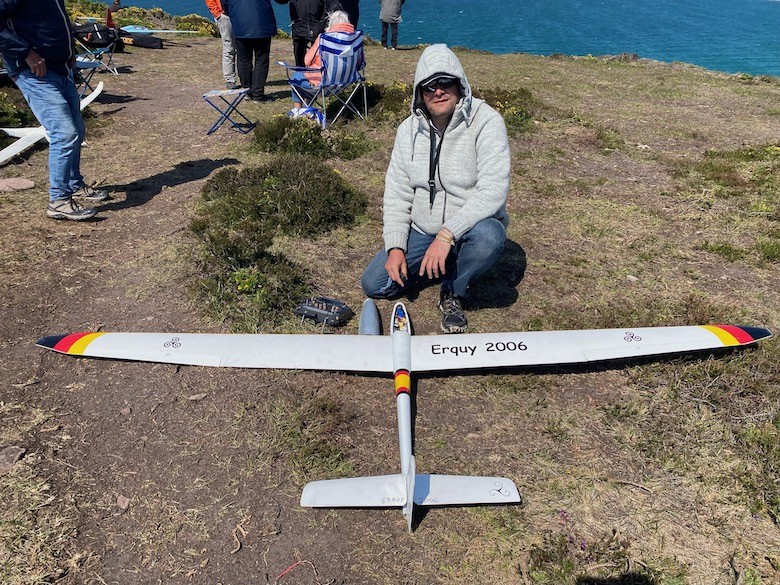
[14,70,85,202]
[361,217,506,300]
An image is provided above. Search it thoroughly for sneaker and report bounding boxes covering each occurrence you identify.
[226,82,241,90]
[47,198,97,221]
[74,184,109,202]
[438,289,468,333]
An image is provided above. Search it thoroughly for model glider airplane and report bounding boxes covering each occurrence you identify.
[36,300,771,531]
[0,81,104,166]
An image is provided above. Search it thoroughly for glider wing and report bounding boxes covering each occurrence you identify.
[410,325,772,372]
[0,133,45,165]
[36,332,393,372]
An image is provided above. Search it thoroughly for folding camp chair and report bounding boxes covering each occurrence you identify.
[202,88,256,135]
[278,30,367,127]
[74,57,101,98]
[75,39,119,75]
[73,13,120,75]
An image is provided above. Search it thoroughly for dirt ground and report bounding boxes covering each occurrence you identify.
[2,37,780,584]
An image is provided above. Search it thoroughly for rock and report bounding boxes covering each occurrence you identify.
[120,406,132,416]
[0,445,26,474]
[626,275,639,283]
[188,393,208,401]
[0,178,35,191]
[116,494,130,511]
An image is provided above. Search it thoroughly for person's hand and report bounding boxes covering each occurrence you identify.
[385,248,408,287]
[26,50,46,77]
[419,235,452,279]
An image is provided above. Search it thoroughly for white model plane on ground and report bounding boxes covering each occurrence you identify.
[36,299,771,530]
[0,81,103,166]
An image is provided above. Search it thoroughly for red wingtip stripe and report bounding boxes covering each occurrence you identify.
[712,325,755,344]
[52,332,92,353]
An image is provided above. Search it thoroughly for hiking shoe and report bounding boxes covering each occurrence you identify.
[74,184,109,202]
[47,198,97,221]
[438,289,468,333]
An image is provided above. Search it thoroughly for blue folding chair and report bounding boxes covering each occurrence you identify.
[278,30,367,127]
[202,88,256,135]
[74,57,101,98]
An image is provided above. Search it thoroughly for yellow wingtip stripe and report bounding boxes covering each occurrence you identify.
[67,332,107,354]
[701,325,739,346]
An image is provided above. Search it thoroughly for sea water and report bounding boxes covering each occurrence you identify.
[125,0,780,76]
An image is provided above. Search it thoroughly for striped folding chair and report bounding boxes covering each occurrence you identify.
[278,30,367,127]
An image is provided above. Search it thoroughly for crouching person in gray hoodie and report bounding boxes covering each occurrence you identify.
[361,44,510,333]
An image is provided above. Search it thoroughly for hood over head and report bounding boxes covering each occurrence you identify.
[412,44,474,124]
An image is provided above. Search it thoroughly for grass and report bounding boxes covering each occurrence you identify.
[4,33,780,585]
[189,155,367,330]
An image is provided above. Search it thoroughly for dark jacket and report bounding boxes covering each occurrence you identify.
[285,0,340,41]
[337,0,359,27]
[0,0,74,77]
[223,0,279,38]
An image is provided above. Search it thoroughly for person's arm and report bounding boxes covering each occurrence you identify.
[0,0,33,68]
[441,110,510,239]
[382,123,416,286]
[204,0,223,19]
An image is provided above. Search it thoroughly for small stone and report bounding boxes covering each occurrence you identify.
[0,177,35,191]
[188,393,208,401]
[0,446,26,474]
[626,275,639,283]
[120,406,132,416]
[116,495,130,510]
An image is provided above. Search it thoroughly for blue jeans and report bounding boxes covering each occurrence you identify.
[289,70,317,104]
[361,218,506,299]
[15,70,85,202]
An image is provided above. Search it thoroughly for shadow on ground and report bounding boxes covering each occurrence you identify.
[101,157,241,211]
[469,239,527,309]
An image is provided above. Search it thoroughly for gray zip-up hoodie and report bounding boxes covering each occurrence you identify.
[382,44,510,252]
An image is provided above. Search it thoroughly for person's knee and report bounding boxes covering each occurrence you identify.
[467,218,506,254]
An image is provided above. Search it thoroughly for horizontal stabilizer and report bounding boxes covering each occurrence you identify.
[413,474,521,506]
[300,474,406,507]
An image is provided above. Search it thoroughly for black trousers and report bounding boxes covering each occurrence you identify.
[381,22,398,48]
[292,36,313,67]
[235,36,272,99]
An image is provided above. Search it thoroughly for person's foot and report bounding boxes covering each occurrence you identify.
[74,184,109,202]
[438,289,467,333]
[226,82,241,90]
[248,94,273,102]
[47,198,97,221]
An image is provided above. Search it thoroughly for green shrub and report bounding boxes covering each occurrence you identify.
[366,81,413,127]
[0,89,36,150]
[190,155,367,328]
[253,115,374,159]
[254,115,330,158]
[473,87,538,136]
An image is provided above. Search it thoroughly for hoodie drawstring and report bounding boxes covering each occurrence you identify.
[428,127,444,210]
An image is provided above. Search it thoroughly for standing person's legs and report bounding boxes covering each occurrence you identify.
[249,37,272,100]
[15,72,82,202]
[292,37,309,67]
[217,14,237,86]
[390,22,398,49]
[381,21,389,48]
[14,71,97,220]
[234,37,253,89]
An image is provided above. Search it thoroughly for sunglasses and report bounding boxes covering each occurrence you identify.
[421,78,458,93]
